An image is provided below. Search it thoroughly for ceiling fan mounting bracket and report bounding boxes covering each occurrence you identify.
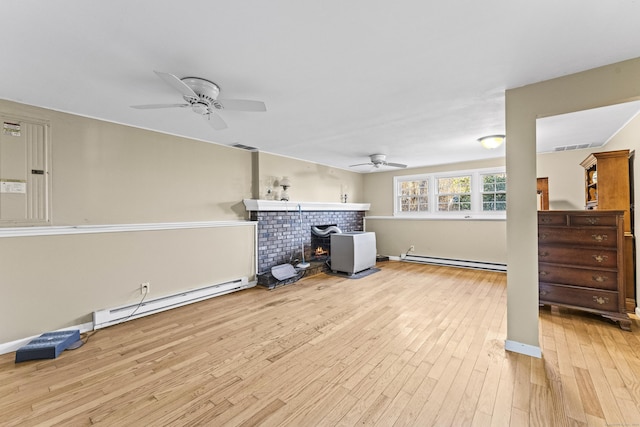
[370,153,386,166]
[180,78,224,114]
[181,77,220,99]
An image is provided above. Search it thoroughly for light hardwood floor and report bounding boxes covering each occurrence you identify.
[2,261,640,426]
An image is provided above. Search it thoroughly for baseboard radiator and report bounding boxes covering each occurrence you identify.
[402,255,507,272]
[93,277,252,330]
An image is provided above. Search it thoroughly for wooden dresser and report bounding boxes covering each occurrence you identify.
[580,149,635,312]
[538,210,631,330]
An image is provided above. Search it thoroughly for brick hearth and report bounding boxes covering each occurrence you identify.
[249,209,365,274]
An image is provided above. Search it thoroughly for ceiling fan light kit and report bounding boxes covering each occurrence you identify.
[131,71,266,131]
[478,134,505,149]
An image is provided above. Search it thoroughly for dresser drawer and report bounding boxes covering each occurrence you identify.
[538,246,618,268]
[538,226,618,247]
[538,212,567,226]
[539,283,619,312]
[538,263,618,291]
[568,214,619,227]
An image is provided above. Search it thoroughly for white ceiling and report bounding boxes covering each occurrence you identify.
[537,100,640,153]
[2,1,640,172]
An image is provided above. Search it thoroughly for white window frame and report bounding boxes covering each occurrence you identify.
[480,171,507,212]
[395,177,430,214]
[393,167,506,219]
[435,173,472,212]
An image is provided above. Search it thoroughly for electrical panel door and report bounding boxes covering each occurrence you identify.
[0,117,50,225]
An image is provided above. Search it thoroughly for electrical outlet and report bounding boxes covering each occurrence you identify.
[140,282,150,295]
[409,245,415,252]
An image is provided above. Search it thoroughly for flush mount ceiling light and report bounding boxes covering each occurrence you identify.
[478,134,506,149]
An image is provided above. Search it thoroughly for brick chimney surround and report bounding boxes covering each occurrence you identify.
[243,200,370,274]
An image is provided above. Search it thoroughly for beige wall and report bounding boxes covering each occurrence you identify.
[0,101,253,224]
[363,157,507,263]
[0,99,259,344]
[257,151,364,203]
[365,218,506,263]
[537,150,590,210]
[537,113,640,211]
[0,225,255,343]
[506,57,640,352]
[0,99,366,345]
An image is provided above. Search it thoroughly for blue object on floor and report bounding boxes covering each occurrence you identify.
[15,330,81,363]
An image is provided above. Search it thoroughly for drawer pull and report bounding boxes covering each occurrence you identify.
[592,275,608,283]
[539,251,549,257]
[591,234,608,242]
[592,296,609,305]
[540,217,552,223]
[592,255,608,263]
[540,290,548,296]
[586,217,600,225]
[540,233,548,240]
[539,271,549,276]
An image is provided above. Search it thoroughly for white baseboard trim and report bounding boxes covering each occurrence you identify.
[93,277,253,330]
[505,340,542,358]
[0,220,256,238]
[402,255,507,272]
[636,307,640,318]
[1,278,258,356]
[0,321,94,356]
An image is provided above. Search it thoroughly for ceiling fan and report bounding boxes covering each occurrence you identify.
[349,154,407,169]
[131,71,266,130]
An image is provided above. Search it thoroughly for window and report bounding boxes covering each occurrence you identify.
[398,179,429,212]
[481,172,507,211]
[437,175,471,211]
[394,167,506,218]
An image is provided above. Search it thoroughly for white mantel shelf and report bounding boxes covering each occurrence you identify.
[243,199,370,212]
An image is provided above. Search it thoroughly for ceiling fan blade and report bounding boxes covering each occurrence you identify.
[349,162,374,167]
[217,99,266,112]
[131,103,190,109]
[386,162,408,168]
[154,71,198,100]
[205,112,228,130]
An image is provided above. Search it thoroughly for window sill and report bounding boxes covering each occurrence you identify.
[366,214,506,221]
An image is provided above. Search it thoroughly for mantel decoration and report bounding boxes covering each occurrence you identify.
[279,176,291,201]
